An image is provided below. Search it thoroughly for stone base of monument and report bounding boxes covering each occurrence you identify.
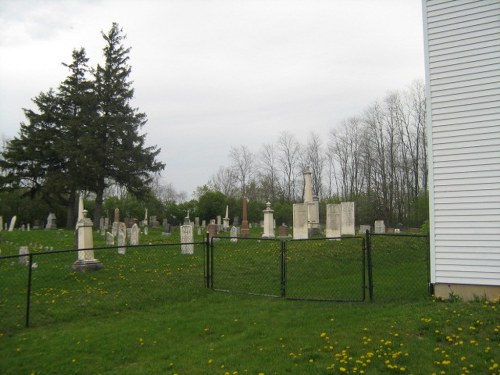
[308,228,321,236]
[72,259,103,272]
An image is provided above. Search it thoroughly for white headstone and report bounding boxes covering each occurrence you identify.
[180,225,194,254]
[144,226,149,235]
[19,246,29,267]
[106,232,114,245]
[394,228,400,234]
[262,202,275,238]
[45,213,57,229]
[340,202,355,236]
[111,222,119,237]
[130,223,140,245]
[359,225,371,234]
[230,226,238,242]
[292,203,309,239]
[117,223,127,254]
[326,204,341,238]
[8,216,16,232]
[0,216,3,232]
[374,220,386,234]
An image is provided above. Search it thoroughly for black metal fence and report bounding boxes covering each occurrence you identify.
[1,232,429,331]
[207,232,430,303]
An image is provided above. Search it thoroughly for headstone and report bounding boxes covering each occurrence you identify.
[19,246,30,267]
[340,202,355,236]
[117,223,127,254]
[8,216,16,232]
[374,220,386,234]
[114,208,120,223]
[0,216,3,232]
[72,207,102,272]
[262,202,275,238]
[195,217,200,227]
[201,220,206,228]
[307,198,321,235]
[21,224,26,231]
[292,203,308,239]
[197,226,201,236]
[143,208,148,227]
[359,225,371,234]
[104,217,109,230]
[130,223,140,245]
[149,216,160,228]
[207,219,218,240]
[303,166,313,203]
[111,222,118,237]
[45,213,57,230]
[180,225,194,254]
[144,226,149,235]
[27,223,31,231]
[326,204,341,238]
[241,196,249,237]
[233,216,239,227]
[106,232,114,245]
[230,225,238,242]
[99,217,105,235]
[216,215,222,231]
[278,223,289,237]
[394,228,401,234]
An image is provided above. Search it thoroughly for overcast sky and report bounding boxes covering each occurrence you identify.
[0,0,425,198]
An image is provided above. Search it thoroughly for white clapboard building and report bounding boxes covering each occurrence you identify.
[422,0,500,300]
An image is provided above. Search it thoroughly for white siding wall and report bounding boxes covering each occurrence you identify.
[423,0,500,286]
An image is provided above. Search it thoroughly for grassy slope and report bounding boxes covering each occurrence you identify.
[0,228,498,374]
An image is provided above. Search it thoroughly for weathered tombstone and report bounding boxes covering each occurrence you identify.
[19,246,30,267]
[0,216,3,232]
[359,225,371,234]
[117,223,127,255]
[223,206,230,230]
[106,232,114,245]
[180,225,194,254]
[144,225,149,235]
[21,224,26,231]
[149,216,160,228]
[292,203,308,239]
[27,223,31,231]
[197,226,201,236]
[374,220,386,234]
[216,215,222,231]
[72,207,102,272]
[262,202,275,238]
[230,225,238,242]
[207,219,218,240]
[233,216,239,227]
[387,227,395,234]
[104,217,109,230]
[8,216,17,232]
[130,223,140,245]
[278,223,289,237]
[308,197,321,235]
[340,202,355,236]
[162,221,171,236]
[45,213,57,230]
[201,219,206,228]
[99,217,105,234]
[394,228,401,234]
[112,208,120,237]
[195,217,200,227]
[241,196,249,237]
[326,204,341,238]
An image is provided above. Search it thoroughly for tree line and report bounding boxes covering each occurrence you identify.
[0,23,164,228]
[207,80,428,228]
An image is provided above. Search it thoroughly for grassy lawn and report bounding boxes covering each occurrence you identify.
[0,228,498,374]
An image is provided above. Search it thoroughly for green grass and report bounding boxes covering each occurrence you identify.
[0,228,498,375]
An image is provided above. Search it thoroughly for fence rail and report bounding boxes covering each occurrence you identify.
[0,233,429,331]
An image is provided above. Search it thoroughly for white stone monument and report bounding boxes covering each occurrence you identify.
[303,167,320,234]
[326,204,341,238]
[340,202,355,236]
[262,202,275,238]
[72,201,102,272]
[292,203,309,239]
[359,225,371,234]
[374,220,386,234]
[223,206,230,230]
[117,222,127,255]
[230,226,238,242]
[19,246,30,267]
[106,232,114,245]
[45,213,57,230]
[8,216,16,232]
[0,216,3,232]
[130,223,140,245]
[180,225,194,254]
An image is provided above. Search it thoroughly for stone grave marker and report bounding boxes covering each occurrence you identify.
[19,246,29,267]
[374,220,385,234]
[359,225,371,234]
[130,223,140,245]
[230,225,238,243]
[326,204,341,238]
[180,225,194,254]
[262,202,275,238]
[117,223,127,254]
[278,223,289,237]
[9,216,17,232]
[292,203,308,239]
[340,202,355,236]
[45,213,57,230]
[0,216,3,232]
[106,232,114,245]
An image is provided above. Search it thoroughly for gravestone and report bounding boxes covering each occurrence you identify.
[308,197,321,235]
[19,246,30,267]
[195,217,200,227]
[104,217,109,230]
[106,232,114,245]
[374,220,385,234]
[0,216,2,232]
[278,223,289,237]
[149,216,160,228]
[27,223,31,231]
[72,207,102,272]
[130,223,140,245]
[180,225,194,254]
[326,204,341,238]
[99,217,105,235]
[340,202,355,236]
[8,216,16,232]
[359,225,371,234]
[216,215,222,231]
[162,221,171,236]
[201,219,206,228]
[223,206,230,230]
[394,228,401,234]
[262,202,275,238]
[233,216,239,227]
[45,213,57,230]
[230,226,238,242]
[144,225,149,235]
[292,203,308,239]
[207,219,218,240]
[117,223,127,255]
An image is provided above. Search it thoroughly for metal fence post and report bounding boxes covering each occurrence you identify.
[280,240,286,298]
[365,230,374,302]
[25,254,34,328]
